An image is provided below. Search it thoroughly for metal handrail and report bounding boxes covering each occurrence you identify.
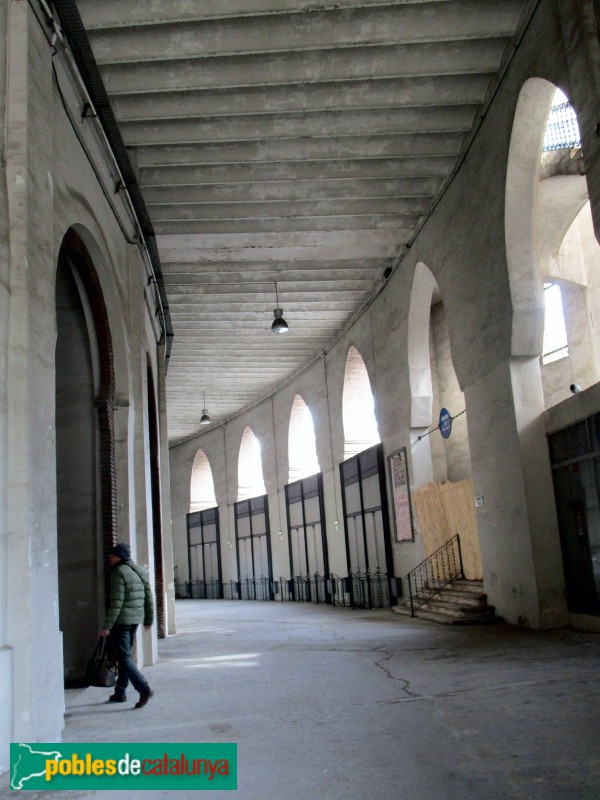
[407,534,464,616]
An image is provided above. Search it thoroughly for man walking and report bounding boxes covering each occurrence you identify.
[100,542,154,708]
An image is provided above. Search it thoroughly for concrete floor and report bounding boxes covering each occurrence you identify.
[3,600,600,799]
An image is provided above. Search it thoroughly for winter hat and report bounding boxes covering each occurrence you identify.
[110,542,131,561]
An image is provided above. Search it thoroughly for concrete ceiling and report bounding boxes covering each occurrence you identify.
[76,0,534,445]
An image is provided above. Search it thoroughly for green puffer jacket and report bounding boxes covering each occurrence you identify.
[103,560,154,629]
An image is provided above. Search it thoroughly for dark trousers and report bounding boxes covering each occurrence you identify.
[110,623,149,697]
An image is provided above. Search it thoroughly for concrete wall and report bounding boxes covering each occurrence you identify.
[1,2,172,771]
[168,0,600,633]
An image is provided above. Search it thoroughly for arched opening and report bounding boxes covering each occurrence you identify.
[237,426,266,501]
[288,394,320,482]
[525,85,600,617]
[537,89,599,406]
[55,229,116,683]
[190,450,217,512]
[408,263,480,579]
[342,346,380,460]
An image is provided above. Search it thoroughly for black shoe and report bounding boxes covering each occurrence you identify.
[108,693,127,703]
[134,688,153,709]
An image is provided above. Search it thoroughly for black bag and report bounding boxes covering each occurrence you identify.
[85,636,117,688]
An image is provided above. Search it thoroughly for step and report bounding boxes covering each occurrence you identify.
[423,578,484,594]
[413,607,504,626]
[432,588,489,606]
[420,597,496,619]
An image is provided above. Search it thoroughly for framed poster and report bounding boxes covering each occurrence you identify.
[388,448,414,542]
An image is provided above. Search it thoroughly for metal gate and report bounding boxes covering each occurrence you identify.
[185,506,223,598]
[339,443,396,607]
[284,473,330,603]
[234,495,274,600]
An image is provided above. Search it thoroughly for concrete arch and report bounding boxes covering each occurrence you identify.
[505,77,558,357]
[65,223,130,407]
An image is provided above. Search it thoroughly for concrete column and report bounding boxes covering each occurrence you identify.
[5,2,64,745]
[0,283,12,773]
[126,248,157,666]
[0,2,12,773]
[465,357,568,628]
[157,343,176,634]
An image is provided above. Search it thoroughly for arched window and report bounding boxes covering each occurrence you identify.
[237,426,266,501]
[342,346,380,460]
[189,450,217,512]
[288,394,320,482]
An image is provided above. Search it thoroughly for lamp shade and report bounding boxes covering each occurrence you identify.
[271,307,288,334]
[200,391,211,424]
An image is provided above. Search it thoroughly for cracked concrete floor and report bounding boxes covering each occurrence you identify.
[3,600,600,800]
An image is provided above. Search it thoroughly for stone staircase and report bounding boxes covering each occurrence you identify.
[392,579,503,625]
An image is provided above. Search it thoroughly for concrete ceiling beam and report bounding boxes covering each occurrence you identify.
[153,218,413,235]
[112,75,491,121]
[119,106,476,147]
[134,133,466,166]
[99,40,507,95]
[145,177,439,202]
[78,0,455,30]
[86,2,523,63]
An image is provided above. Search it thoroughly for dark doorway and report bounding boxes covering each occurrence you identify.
[55,231,116,683]
[549,417,600,616]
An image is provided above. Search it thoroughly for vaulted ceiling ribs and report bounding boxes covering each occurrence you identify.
[76,0,533,443]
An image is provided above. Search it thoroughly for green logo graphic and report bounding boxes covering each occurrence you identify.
[10,742,237,791]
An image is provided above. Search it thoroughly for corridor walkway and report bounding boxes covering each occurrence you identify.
[4,601,600,799]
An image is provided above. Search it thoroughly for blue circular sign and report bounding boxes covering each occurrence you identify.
[439,407,452,439]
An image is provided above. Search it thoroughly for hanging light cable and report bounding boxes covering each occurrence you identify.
[271,281,288,334]
[200,390,211,425]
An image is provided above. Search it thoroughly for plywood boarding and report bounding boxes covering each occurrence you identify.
[412,479,482,580]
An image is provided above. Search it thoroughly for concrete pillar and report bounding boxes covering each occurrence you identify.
[0,1,12,773]
[157,343,176,634]
[5,1,64,746]
[465,357,568,628]
[126,248,157,666]
[0,283,12,773]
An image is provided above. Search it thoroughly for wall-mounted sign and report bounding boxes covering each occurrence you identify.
[388,447,414,542]
[439,407,452,439]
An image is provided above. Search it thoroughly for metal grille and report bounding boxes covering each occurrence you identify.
[543,102,581,151]
[239,577,272,601]
[175,580,222,600]
[407,534,464,616]
[329,572,391,608]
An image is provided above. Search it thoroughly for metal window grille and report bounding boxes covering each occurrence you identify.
[543,102,581,151]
